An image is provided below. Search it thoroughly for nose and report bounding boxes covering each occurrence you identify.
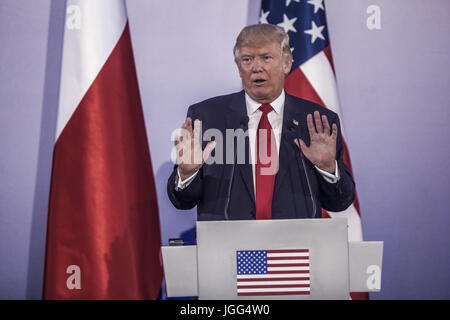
[251,57,263,72]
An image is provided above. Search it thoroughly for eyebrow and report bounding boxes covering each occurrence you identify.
[241,52,272,58]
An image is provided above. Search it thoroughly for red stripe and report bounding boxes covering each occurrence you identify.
[238,291,310,296]
[342,139,361,214]
[268,270,309,274]
[321,208,330,218]
[322,140,362,218]
[267,263,309,267]
[351,292,369,300]
[268,256,309,260]
[342,139,354,176]
[237,277,309,282]
[284,67,325,106]
[323,45,335,73]
[267,249,309,253]
[238,284,310,289]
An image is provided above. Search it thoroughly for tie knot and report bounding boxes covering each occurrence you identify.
[259,104,273,115]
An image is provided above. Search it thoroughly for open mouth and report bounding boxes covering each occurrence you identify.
[253,78,266,85]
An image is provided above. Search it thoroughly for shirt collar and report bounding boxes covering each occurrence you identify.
[245,89,285,115]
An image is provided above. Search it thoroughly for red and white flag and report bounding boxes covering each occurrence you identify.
[44,0,163,299]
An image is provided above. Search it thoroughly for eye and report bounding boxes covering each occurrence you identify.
[242,56,253,64]
[264,55,273,61]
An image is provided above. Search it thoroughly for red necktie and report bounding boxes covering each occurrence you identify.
[255,104,278,220]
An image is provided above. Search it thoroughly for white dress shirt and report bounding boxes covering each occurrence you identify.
[175,90,339,191]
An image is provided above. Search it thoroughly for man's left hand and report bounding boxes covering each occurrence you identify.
[294,111,337,174]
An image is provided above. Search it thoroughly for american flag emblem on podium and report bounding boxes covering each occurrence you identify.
[236,249,310,296]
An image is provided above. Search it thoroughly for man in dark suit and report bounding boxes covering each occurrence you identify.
[167,24,355,221]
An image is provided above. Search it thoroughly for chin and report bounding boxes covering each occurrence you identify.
[250,90,271,101]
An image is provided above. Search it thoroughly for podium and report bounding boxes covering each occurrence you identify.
[161,218,383,299]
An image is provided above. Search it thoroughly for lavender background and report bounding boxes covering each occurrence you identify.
[0,0,449,299]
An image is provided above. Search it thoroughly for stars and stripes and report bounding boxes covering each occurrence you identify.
[236,249,310,296]
[260,0,367,299]
[261,0,328,70]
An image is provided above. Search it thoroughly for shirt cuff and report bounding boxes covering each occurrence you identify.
[315,160,340,184]
[175,168,199,190]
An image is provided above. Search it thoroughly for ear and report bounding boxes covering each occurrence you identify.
[236,61,244,79]
[282,55,292,75]
[234,50,244,79]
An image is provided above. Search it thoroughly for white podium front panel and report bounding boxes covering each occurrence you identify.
[161,245,198,297]
[348,241,384,292]
[196,218,349,300]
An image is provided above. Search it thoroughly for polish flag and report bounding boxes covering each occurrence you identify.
[43,0,163,299]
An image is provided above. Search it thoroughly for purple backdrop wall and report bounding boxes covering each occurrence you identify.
[325,0,450,299]
[0,0,449,299]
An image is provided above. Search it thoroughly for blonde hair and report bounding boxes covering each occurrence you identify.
[233,24,292,64]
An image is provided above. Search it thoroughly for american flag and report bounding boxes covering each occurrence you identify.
[260,0,367,300]
[236,249,310,296]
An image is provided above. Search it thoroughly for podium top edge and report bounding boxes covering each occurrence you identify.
[349,241,384,245]
[196,217,349,226]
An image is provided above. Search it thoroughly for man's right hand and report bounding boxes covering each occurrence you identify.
[174,117,216,181]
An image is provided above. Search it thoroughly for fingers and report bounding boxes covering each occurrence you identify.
[298,138,308,153]
[176,149,184,165]
[296,138,313,161]
[331,123,338,139]
[308,112,335,137]
[174,130,186,149]
[193,119,201,143]
[202,141,217,162]
[313,111,323,133]
[180,117,202,144]
[293,138,309,154]
[175,118,208,166]
[181,117,192,134]
[177,117,192,145]
[306,113,316,137]
[322,114,330,135]
[176,117,199,147]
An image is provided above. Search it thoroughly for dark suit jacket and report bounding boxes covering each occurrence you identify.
[167,90,355,221]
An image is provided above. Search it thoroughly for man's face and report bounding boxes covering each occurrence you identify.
[236,41,292,104]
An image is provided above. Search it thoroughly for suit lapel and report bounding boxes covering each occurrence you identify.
[274,93,316,194]
[273,94,298,194]
[226,91,255,204]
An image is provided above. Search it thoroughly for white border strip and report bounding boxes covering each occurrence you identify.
[56,0,128,140]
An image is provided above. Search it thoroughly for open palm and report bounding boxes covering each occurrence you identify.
[295,111,337,174]
[174,117,216,180]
